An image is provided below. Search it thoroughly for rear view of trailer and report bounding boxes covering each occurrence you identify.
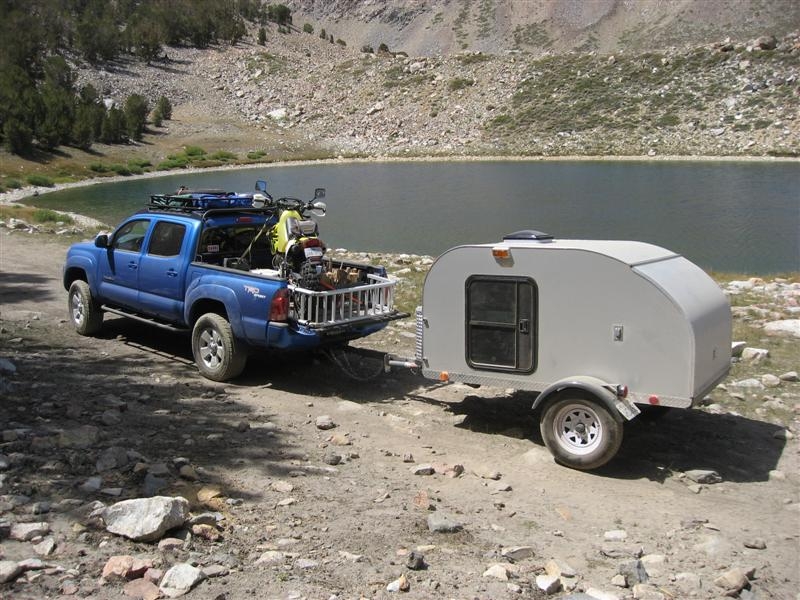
[413,233,731,469]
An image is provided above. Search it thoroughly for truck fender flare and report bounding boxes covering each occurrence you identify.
[532,376,640,422]
[63,256,96,291]
[185,283,245,339]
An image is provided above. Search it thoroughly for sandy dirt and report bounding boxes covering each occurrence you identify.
[0,231,798,600]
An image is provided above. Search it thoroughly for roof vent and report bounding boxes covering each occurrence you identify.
[503,230,554,241]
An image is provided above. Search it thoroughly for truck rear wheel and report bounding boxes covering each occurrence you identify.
[540,394,623,470]
[68,280,103,336]
[191,313,247,382]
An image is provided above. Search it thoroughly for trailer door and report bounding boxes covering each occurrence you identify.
[465,276,537,373]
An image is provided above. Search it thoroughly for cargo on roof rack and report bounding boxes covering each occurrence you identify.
[149,192,255,211]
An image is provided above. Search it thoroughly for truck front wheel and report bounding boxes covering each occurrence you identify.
[191,313,247,382]
[68,280,103,336]
[540,394,623,470]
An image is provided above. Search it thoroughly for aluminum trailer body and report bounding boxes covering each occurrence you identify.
[410,232,732,469]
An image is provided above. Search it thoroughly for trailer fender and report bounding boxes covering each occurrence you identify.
[533,376,640,421]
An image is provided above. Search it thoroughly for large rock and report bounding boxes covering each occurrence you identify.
[58,425,99,448]
[159,563,206,597]
[427,513,463,533]
[764,319,800,337]
[103,496,189,542]
[10,521,50,541]
[0,560,22,584]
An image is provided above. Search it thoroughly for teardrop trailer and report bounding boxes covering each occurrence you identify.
[387,230,732,470]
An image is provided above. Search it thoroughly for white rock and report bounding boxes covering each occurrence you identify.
[10,521,50,541]
[604,529,628,541]
[741,347,769,362]
[779,371,798,382]
[501,546,534,561]
[268,107,287,121]
[684,469,722,484]
[585,587,621,600]
[103,496,189,542]
[764,319,800,337]
[159,563,206,598]
[482,564,509,580]
[761,374,781,388]
[535,573,562,593]
[730,341,747,357]
[0,561,22,584]
[255,551,285,565]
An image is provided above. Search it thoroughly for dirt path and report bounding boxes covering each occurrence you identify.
[1,231,798,600]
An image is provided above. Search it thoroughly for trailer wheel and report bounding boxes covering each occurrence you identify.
[540,394,623,470]
[68,280,103,336]
[191,313,247,382]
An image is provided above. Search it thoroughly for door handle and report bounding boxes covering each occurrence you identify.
[166,269,178,278]
[127,262,138,270]
[519,319,530,334]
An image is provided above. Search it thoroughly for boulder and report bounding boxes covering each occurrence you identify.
[427,513,463,533]
[0,561,22,584]
[10,521,50,541]
[764,319,800,337]
[159,563,206,597]
[103,496,189,542]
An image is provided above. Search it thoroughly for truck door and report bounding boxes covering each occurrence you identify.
[98,218,151,310]
[465,276,537,373]
[137,220,188,322]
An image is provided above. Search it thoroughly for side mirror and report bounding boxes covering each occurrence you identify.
[255,180,267,193]
[310,201,327,217]
[94,234,109,248]
[314,188,326,200]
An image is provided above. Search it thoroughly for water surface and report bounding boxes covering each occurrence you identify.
[28,160,799,273]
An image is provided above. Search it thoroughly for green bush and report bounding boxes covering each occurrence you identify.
[110,164,131,175]
[303,23,313,34]
[26,175,54,187]
[448,77,474,91]
[209,150,237,160]
[128,166,144,175]
[4,179,22,189]
[158,157,189,169]
[258,27,267,45]
[183,146,206,157]
[128,157,152,168]
[336,39,346,47]
[89,163,109,173]
[247,150,267,159]
[33,208,73,224]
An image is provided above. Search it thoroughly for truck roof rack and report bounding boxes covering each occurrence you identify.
[149,192,255,211]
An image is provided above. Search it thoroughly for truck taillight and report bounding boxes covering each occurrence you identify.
[270,289,289,321]
[303,238,322,248]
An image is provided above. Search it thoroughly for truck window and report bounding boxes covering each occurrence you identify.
[113,219,150,253]
[148,222,186,257]
[466,276,537,373]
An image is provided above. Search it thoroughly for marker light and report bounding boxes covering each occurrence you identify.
[439,371,450,382]
[648,395,660,405]
[492,247,511,259]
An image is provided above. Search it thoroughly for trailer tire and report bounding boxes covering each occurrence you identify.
[540,394,623,470]
[68,280,103,336]
[191,313,247,382]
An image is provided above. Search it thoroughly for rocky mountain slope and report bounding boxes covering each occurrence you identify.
[75,24,799,160]
[285,0,800,57]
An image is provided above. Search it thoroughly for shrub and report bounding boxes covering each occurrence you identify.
[26,175,54,187]
[183,146,206,157]
[258,27,267,45]
[128,157,152,168]
[4,179,22,189]
[110,164,131,175]
[33,209,73,224]
[448,77,474,91]
[378,42,389,53]
[303,23,313,34]
[128,166,144,175]
[89,163,109,173]
[361,45,374,54]
[152,109,163,127]
[209,150,237,160]
[319,28,326,39]
[158,157,189,169]
[247,150,267,160]
[336,39,346,47]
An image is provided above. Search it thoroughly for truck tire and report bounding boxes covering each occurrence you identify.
[540,394,623,470]
[68,280,103,336]
[191,313,247,382]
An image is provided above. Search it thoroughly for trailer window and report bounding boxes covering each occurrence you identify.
[466,276,537,373]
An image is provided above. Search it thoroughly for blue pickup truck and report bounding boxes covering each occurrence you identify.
[63,189,405,381]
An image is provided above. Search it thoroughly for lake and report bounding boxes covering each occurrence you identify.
[26,160,799,274]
